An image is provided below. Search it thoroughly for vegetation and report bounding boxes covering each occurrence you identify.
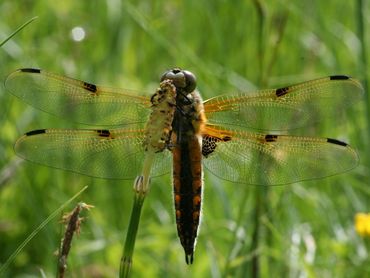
[0,1,369,277]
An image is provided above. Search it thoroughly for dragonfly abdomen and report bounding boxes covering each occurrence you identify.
[173,134,203,264]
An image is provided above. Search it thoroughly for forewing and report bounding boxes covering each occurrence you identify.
[202,126,359,185]
[5,68,151,126]
[204,76,363,131]
[15,128,171,179]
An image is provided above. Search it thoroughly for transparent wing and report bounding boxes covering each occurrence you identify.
[204,75,364,131]
[202,126,359,185]
[15,127,171,179]
[5,68,151,126]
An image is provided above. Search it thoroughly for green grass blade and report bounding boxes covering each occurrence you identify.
[120,189,146,278]
[0,16,38,47]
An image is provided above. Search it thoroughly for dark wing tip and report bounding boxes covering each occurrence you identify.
[19,68,41,74]
[329,75,350,80]
[5,68,41,88]
[25,129,47,136]
[327,138,348,147]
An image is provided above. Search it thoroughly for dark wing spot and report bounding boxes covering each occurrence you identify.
[330,75,349,80]
[20,68,41,73]
[265,134,278,142]
[276,86,290,97]
[96,129,111,137]
[327,138,347,146]
[202,135,217,157]
[83,82,97,93]
[202,134,231,157]
[25,129,46,136]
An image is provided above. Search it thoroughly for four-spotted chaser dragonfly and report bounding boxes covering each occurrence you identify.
[5,68,363,264]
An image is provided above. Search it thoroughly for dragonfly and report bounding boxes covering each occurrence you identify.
[5,68,363,264]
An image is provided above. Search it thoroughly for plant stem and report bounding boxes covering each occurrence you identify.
[250,1,266,277]
[119,189,146,278]
[119,153,155,278]
[356,0,370,163]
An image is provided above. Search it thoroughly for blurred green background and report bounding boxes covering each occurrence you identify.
[1,1,369,277]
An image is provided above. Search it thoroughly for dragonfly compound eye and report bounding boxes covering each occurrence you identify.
[160,69,197,93]
[183,70,197,93]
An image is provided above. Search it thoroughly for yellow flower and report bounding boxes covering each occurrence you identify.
[355,213,370,237]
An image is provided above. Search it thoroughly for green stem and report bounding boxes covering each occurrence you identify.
[119,153,155,278]
[251,189,262,278]
[250,1,266,277]
[252,0,265,85]
[119,190,146,277]
[356,0,370,162]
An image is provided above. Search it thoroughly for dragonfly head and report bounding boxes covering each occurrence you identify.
[160,68,197,93]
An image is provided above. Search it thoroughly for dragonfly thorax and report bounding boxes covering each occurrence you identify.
[160,68,206,142]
